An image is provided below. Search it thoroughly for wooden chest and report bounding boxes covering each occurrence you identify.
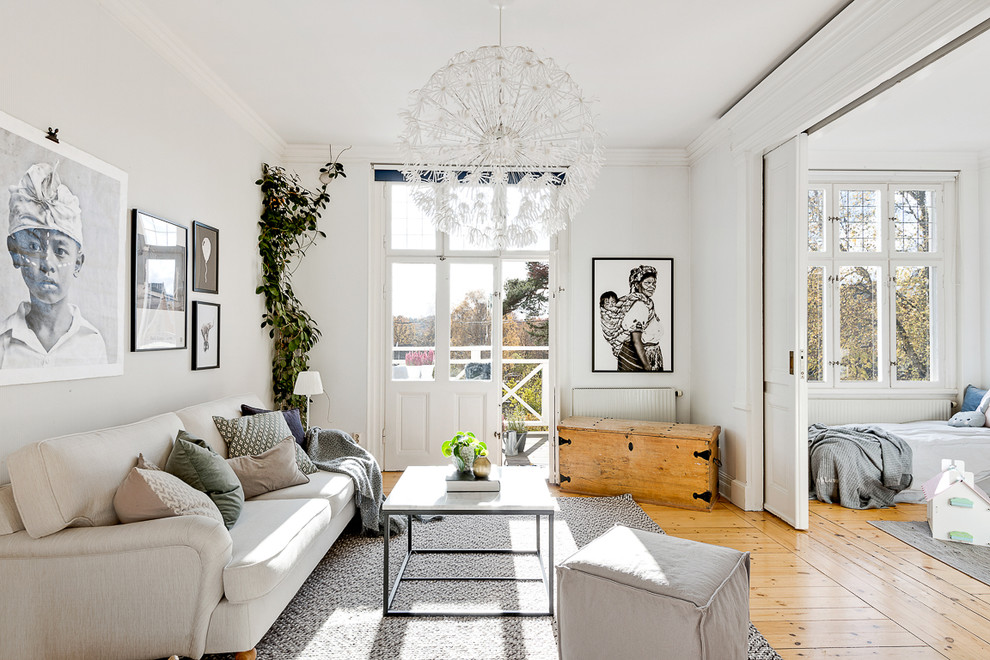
[556,416,721,511]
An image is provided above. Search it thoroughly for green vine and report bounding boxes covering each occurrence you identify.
[255,153,346,417]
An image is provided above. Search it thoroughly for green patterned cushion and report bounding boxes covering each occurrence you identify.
[213,412,318,475]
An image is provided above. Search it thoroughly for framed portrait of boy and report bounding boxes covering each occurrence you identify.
[192,221,218,294]
[131,210,187,351]
[0,110,127,385]
[592,257,673,373]
[192,301,220,370]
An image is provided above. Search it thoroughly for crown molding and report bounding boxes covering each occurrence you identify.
[687,1,990,164]
[97,0,286,156]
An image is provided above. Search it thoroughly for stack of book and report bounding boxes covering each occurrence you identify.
[445,465,501,492]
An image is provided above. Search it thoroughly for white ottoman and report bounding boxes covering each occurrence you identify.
[556,525,750,660]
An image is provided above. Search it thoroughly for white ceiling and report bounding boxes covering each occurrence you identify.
[132,0,849,150]
[809,29,990,154]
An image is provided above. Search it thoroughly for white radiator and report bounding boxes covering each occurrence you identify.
[571,388,677,422]
[808,399,953,425]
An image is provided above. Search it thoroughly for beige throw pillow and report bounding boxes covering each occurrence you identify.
[113,466,223,526]
[226,437,311,498]
[213,411,318,475]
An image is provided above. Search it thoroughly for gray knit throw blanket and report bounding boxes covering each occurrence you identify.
[808,423,914,509]
[306,427,404,537]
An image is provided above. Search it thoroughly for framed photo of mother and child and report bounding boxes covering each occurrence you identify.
[592,257,673,373]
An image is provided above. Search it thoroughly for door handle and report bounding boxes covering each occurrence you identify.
[789,351,794,375]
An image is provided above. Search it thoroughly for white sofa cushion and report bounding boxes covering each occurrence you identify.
[8,412,182,538]
[0,484,24,535]
[250,470,355,519]
[223,498,331,603]
[175,392,266,456]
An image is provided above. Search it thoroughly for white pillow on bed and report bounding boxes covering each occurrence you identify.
[949,410,986,427]
[980,389,990,427]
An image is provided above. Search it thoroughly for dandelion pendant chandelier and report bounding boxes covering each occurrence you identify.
[398,0,604,249]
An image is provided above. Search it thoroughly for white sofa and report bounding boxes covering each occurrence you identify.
[0,394,357,660]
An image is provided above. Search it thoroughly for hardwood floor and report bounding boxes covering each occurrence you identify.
[382,472,990,659]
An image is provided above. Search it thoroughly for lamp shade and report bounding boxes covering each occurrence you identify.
[293,371,323,396]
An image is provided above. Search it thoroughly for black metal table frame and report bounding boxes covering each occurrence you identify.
[383,508,554,617]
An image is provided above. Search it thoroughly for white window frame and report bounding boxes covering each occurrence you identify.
[807,171,956,395]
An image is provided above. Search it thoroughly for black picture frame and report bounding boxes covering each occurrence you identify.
[131,209,187,351]
[192,301,220,370]
[592,257,674,372]
[192,221,219,294]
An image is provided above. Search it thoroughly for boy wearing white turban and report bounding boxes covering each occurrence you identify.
[0,162,108,368]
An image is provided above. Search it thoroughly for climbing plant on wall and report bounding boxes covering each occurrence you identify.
[255,154,345,417]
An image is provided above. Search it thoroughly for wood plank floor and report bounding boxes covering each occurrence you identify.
[382,472,990,659]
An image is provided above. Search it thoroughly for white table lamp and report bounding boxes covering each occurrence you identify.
[293,370,323,427]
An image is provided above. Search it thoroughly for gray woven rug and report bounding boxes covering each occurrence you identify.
[870,519,990,586]
[203,494,780,659]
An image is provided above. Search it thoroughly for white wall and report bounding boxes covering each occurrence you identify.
[689,144,757,506]
[981,157,990,385]
[0,1,276,481]
[562,164,693,420]
[282,155,372,440]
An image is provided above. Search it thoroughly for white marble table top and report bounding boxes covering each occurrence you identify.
[383,465,558,514]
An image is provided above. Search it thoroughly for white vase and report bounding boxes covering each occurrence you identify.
[454,445,476,473]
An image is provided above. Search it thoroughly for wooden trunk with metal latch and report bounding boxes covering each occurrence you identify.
[556,416,721,511]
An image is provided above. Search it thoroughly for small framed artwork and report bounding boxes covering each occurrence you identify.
[192,301,220,370]
[192,221,218,294]
[592,257,673,373]
[131,210,187,351]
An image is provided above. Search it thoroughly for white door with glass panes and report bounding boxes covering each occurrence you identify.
[806,175,950,391]
[382,182,555,472]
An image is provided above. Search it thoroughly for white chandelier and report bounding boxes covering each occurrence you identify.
[398,3,604,249]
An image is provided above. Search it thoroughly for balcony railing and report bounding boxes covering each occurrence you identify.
[392,345,549,430]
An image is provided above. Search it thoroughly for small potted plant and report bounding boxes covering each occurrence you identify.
[442,431,488,473]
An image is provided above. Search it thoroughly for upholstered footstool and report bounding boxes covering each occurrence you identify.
[556,525,750,660]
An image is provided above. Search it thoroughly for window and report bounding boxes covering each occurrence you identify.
[806,176,953,390]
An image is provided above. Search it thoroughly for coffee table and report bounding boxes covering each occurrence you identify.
[382,465,558,617]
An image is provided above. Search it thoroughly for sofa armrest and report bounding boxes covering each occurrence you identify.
[0,515,232,660]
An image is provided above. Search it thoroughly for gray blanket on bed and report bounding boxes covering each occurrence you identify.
[306,427,405,537]
[808,423,914,509]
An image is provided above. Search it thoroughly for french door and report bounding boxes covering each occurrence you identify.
[383,257,553,471]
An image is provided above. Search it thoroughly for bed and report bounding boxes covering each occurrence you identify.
[864,420,990,502]
[808,387,990,507]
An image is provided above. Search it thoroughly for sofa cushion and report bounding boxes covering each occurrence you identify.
[226,437,310,499]
[0,484,25,535]
[175,393,267,456]
[241,404,307,448]
[8,412,183,539]
[113,466,225,526]
[250,470,355,519]
[165,432,244,529]
[214,412,318,475]
[223,498,331,603]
